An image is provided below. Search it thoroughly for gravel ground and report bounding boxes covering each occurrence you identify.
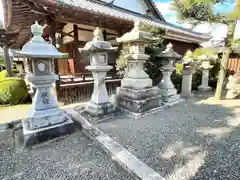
[96,96,240,180]
[0,131,137,180]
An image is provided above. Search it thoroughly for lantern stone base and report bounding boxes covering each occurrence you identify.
[198,85,212,92]
[117,87,162,116]
[122,77,153,89]
[159,88,182,105]
[79,101,114,120]
[22,113,74,147]
[180,92,194,99]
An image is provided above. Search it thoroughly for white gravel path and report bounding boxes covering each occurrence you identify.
[96,97,240,180]
[0,131,138,180]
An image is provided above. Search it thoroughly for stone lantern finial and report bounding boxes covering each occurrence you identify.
[160,43,182,59]
[134,20,140,30]
[93,27,104,41]
[186,50,193,57]
[166,43,173,50]
[31,21,44,43]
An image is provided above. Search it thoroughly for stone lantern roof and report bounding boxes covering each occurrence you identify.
[79,27,117,53]
[116,21,158,43]
[13,21,68,58]
[159,43,182,59]
[183,50,193,63]
[196,54,211,60]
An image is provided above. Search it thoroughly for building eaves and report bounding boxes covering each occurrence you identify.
[55,0,210,42]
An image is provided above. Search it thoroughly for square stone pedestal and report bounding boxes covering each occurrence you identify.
[198,85,212,92]
[159,88,184,106]
[22,113,74,147]
[76,101,115,122]
[117,86,162,117]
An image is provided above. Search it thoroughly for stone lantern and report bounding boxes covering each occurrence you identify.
[116,21,161,116]
[180,50,195,98]
[157,43,182,104]
[13,21,73,146]
[197,55,213,92]
[78,27,117,118]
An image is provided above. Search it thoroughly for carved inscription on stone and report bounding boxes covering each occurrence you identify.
[41,92,49,104]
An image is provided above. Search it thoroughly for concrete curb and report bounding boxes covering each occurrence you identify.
[65,108,166,180]
[0,119,22,132]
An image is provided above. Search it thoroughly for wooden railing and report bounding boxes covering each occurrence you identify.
[58,79,121,104]
[228,58,240,75]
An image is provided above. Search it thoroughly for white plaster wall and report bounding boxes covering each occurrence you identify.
[62,23,116,44]
[113,0,147,14]
[62,23,74,44]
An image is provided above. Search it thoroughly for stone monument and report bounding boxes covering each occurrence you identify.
[157,43,183,105]
[180,50,195,98]
[13,21,74,146]
[77,27,117,119]
[226,72,240,99]
[116,21,162,117]
[197,55,213,92]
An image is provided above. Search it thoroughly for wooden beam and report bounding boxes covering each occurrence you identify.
[16,0,50,15]
[59,31,74,38]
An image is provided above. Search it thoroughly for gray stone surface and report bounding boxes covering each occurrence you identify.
[96,96,240,180]
[22,117,74,147]
[117,87,162,114]
[0,131,138,180]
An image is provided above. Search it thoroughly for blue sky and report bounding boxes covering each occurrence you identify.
[152,0,237,46]
[153,0,235,23]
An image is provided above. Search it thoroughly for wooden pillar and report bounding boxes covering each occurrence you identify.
[73,24,79,73]
[48,17,60,98]
[103,30,107,41]
[3,46,13,77]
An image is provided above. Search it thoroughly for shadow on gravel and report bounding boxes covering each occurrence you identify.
[155,102,240,180]
[96,96,240,180]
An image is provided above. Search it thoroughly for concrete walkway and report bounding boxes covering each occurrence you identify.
[0,102,87,124]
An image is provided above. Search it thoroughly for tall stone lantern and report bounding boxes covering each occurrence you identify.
[78,27,117,118]
[116,21,162,116]
[197,55,213,92]
[157,43,182,104]
[13,21,73,146]
[180,50,195,98]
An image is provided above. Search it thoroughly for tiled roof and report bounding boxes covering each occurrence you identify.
[142,0,165,20]
[56,0,210,42]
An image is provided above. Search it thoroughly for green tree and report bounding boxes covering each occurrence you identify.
[171,0,240,99]
[116,24,165,85]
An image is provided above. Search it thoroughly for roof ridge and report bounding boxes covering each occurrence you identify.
[143,0,165,21]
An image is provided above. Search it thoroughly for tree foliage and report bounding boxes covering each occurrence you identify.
[171,0,239,47]
[116,24,165,84]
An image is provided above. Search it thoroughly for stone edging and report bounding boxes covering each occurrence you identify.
[0,119,22,131]
[65,108,166,180]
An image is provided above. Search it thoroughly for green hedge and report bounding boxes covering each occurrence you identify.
[0,78,29,105]
[0,70,8,80]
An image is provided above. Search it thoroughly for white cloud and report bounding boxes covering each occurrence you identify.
[155,2,228,47]
[155,2,173,16]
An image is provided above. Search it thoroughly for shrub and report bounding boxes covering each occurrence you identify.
[0,70,9,80]
[0,78,29,105]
